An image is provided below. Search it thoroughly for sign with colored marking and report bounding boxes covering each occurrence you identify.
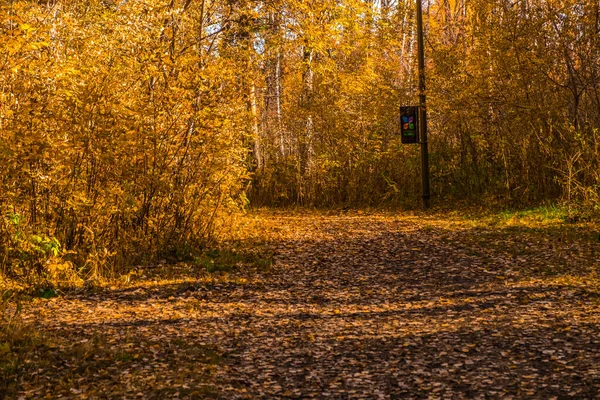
[400,106,419,144]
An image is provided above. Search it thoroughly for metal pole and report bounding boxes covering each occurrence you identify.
[416,0,431,209]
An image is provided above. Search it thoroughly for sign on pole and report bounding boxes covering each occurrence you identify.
[416,0,431,209]
[400,106,419,144]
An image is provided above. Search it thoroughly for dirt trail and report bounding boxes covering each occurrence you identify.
[15,212,600,398]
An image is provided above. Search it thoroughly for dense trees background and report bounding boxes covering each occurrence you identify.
[1,0,599,284]
[249,0,600,207]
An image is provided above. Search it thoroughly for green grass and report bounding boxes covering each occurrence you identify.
[195,249,272,273]
[496,205,570,221]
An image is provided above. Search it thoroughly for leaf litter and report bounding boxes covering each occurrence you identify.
[5,210,600,399]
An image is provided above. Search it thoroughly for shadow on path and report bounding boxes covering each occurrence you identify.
[15,214,600,399]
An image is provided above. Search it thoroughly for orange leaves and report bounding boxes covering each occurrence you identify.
[5,210,600,397]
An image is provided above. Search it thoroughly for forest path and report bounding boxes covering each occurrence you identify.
[17,211,600,399]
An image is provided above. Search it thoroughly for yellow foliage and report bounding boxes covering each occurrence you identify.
[0,0,252,287]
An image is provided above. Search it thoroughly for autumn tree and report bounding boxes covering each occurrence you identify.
[0,0,252,284]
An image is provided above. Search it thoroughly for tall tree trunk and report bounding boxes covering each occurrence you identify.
[300,46,314,177]
[275,53,285,158]
[250,82,263,170]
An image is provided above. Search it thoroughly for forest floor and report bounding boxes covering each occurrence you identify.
[2,209,600,399]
